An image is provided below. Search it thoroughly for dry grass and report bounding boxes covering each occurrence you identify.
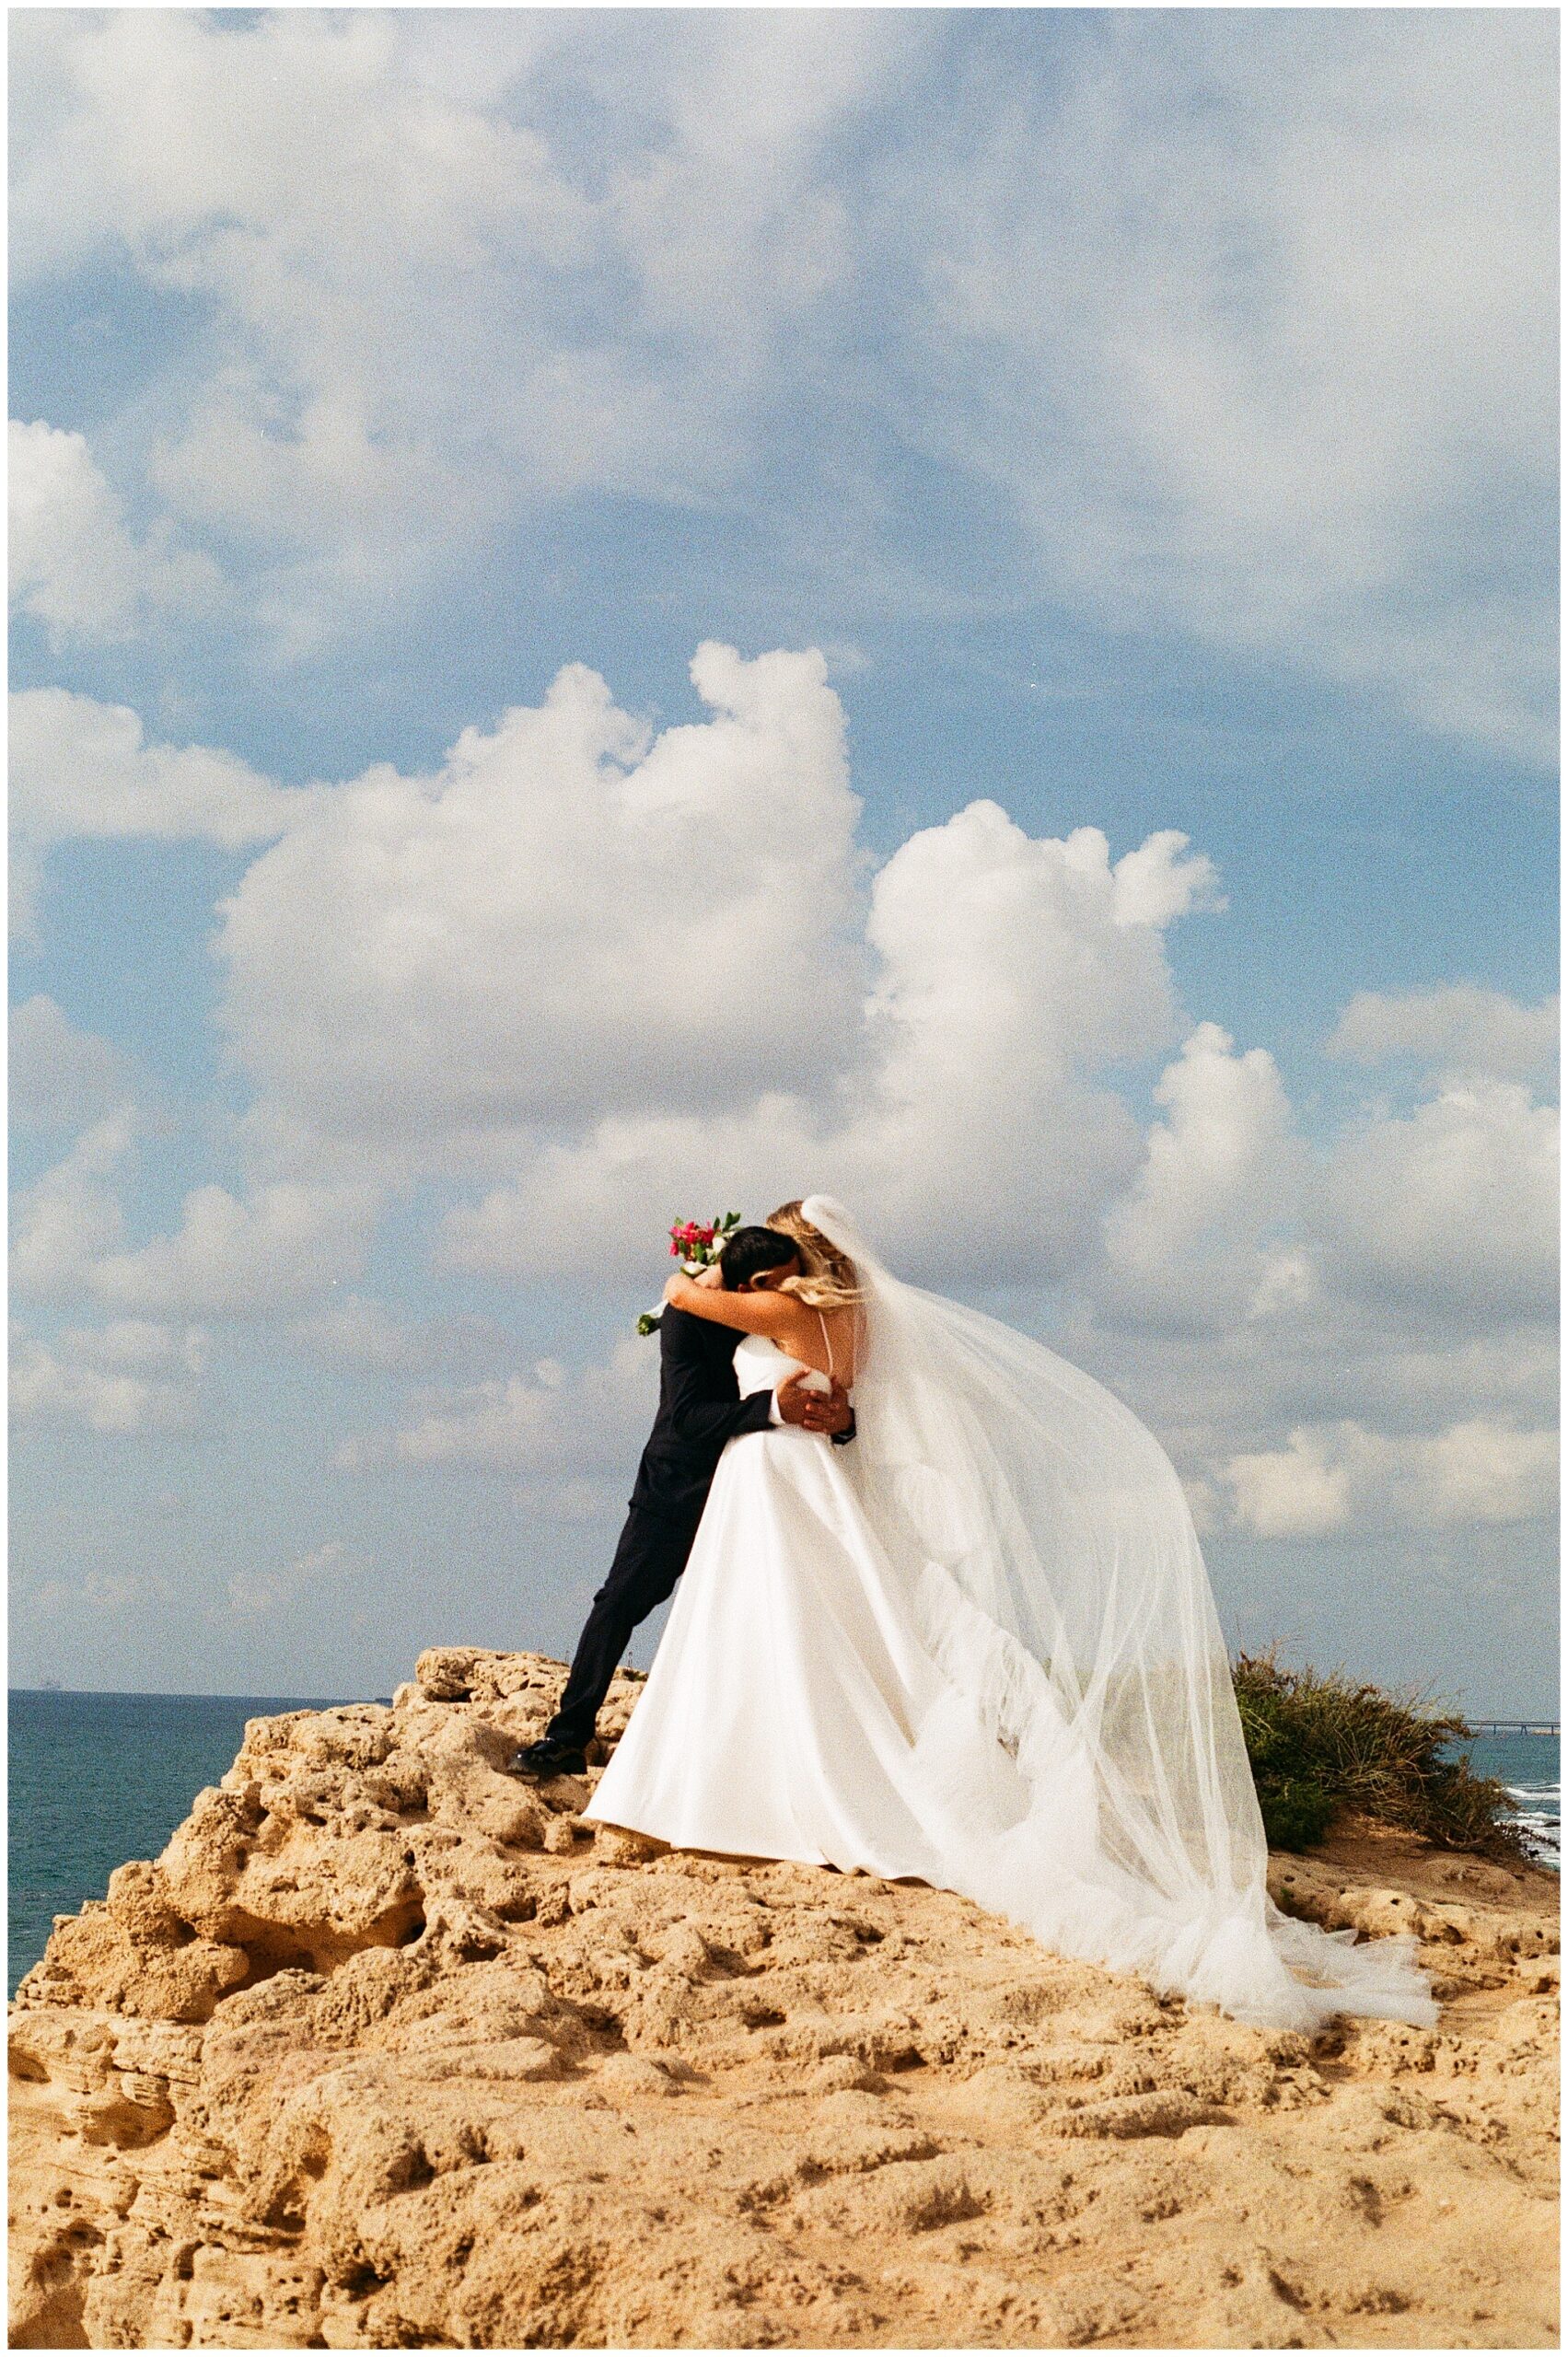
[1233,1645,1532,1861]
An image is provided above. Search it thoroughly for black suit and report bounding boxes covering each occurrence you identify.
[546,1302,853,1749]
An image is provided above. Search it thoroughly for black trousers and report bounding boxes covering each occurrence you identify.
[546,1506,703,1749]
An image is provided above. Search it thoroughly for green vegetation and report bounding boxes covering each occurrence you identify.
[1233,1647,1530,1862]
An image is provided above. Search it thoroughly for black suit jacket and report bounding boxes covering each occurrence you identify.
[628,1304,854,1524]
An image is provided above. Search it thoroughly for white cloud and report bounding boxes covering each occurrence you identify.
[6,650,1237,1320]
[284,1293,517,1380]
[11,1107,136,1298]
[11,1097,381,1318]
[1051,1258,1557,1543]
[62,1317,208,1376]
[9,688,313,945]
[1330,1328,1558,1434]
[1225,1415,1558,1538]
[226,1538,354,1619]
[435,1097,821,1290]
[88,1179,383,1318]
[1097,1019,1310,1333]
[10,995,143,1130]
[435,792,1220,1290]
[846,804,1200,1267]
[333,1338,656,1478]
[606,13,917,387]
[1000,977,1557,1541]
[216,643,863,1159]
[510,1475,611,1524]
[11,14,1546,758]
[10,649,1553,1559]
[9,417,221,643]
[10,1316,207,1435]
[1308,1078,1558,1327]
[11,687,310,844]
[25,1566,173,1618]
[1109,829,1228,931]
[1324,983,1559,1089]
[7,12,916,646]
[909,11,1555,765]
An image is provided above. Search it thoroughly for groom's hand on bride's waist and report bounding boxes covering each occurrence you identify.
[774,1370,854,1435]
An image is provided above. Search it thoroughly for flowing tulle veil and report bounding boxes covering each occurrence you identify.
[798,1195,1438,2032]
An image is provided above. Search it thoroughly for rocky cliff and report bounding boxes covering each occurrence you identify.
[8,1648,1559,2350]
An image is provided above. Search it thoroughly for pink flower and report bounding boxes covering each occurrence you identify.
[667,1213,721,1262]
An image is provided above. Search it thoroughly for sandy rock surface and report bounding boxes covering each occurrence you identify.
[9,1647,1558,2350]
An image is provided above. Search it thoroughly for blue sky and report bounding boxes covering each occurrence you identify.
[9,7,1558,1710]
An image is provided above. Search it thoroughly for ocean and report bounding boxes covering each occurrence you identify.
[6,1689,1559,1999]
[1441,1724,1561,1878]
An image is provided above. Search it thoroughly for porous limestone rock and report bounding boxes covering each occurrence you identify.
[9,1649,1559,2350]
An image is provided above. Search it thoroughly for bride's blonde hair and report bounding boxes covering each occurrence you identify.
[765,1199,864,1311]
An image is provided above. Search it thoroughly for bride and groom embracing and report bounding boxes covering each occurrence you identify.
[509,1195,1439,2035]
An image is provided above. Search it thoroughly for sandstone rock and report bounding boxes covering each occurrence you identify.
[414,1645,482,1700]
[8,1649,1559,2351]
[593,1823,670,1866]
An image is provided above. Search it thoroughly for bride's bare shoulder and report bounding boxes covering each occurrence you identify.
[819,1302,860,1381]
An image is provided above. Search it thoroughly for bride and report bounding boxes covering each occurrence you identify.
[583,1195,1438,2035]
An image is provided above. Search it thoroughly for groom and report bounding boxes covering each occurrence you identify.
[507,1220,854,1779]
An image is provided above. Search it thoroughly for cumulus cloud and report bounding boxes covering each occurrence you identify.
[11,1097,382,1318]
[6,649,1234,1317]
[9,417,221,643]
[217,643,862,1159]
[974,958,1554,1547]
[1324,983,1559,1088]
[1097,1020,1311,1333]
[11,688,310,844]
[10,1316,208,1435]
[26,1565,173,1619]
[1225,1415,1558,1538]
[333,1338,657,1487]
[10,687,313,945]
[436,1096,825,1290]
[436,797,1223,1288]
[1108,830,1229,930]
[9,646,1554,1556]
[11,995,144,1130]
[1308,1079,1558,1328]
[11,1107,136,1298]
[88,1180,383,1318]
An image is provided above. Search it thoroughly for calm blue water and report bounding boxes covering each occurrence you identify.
[6,1692,1558,1999]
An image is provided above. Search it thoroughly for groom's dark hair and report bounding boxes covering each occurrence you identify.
[718,1225,800,1290]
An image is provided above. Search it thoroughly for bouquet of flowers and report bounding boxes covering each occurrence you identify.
[636,1211,742,1335]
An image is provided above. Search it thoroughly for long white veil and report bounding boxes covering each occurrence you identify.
[801,1194,1438,2033]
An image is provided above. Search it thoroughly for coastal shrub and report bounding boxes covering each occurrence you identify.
[1254,1772,1336,1852]
[1232,1646,1529,1862]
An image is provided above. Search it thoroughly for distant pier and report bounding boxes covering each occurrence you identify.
[1462,1720,1559,1737]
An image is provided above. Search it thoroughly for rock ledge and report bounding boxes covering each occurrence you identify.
[9,1648,1559,2349]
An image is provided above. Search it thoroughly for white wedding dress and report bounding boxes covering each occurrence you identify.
[584,1198,1438,2034]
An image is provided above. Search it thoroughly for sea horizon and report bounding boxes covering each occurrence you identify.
[12,1681,1560,1718]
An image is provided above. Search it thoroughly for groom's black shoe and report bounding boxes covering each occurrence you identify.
[506,1736,587,1779]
